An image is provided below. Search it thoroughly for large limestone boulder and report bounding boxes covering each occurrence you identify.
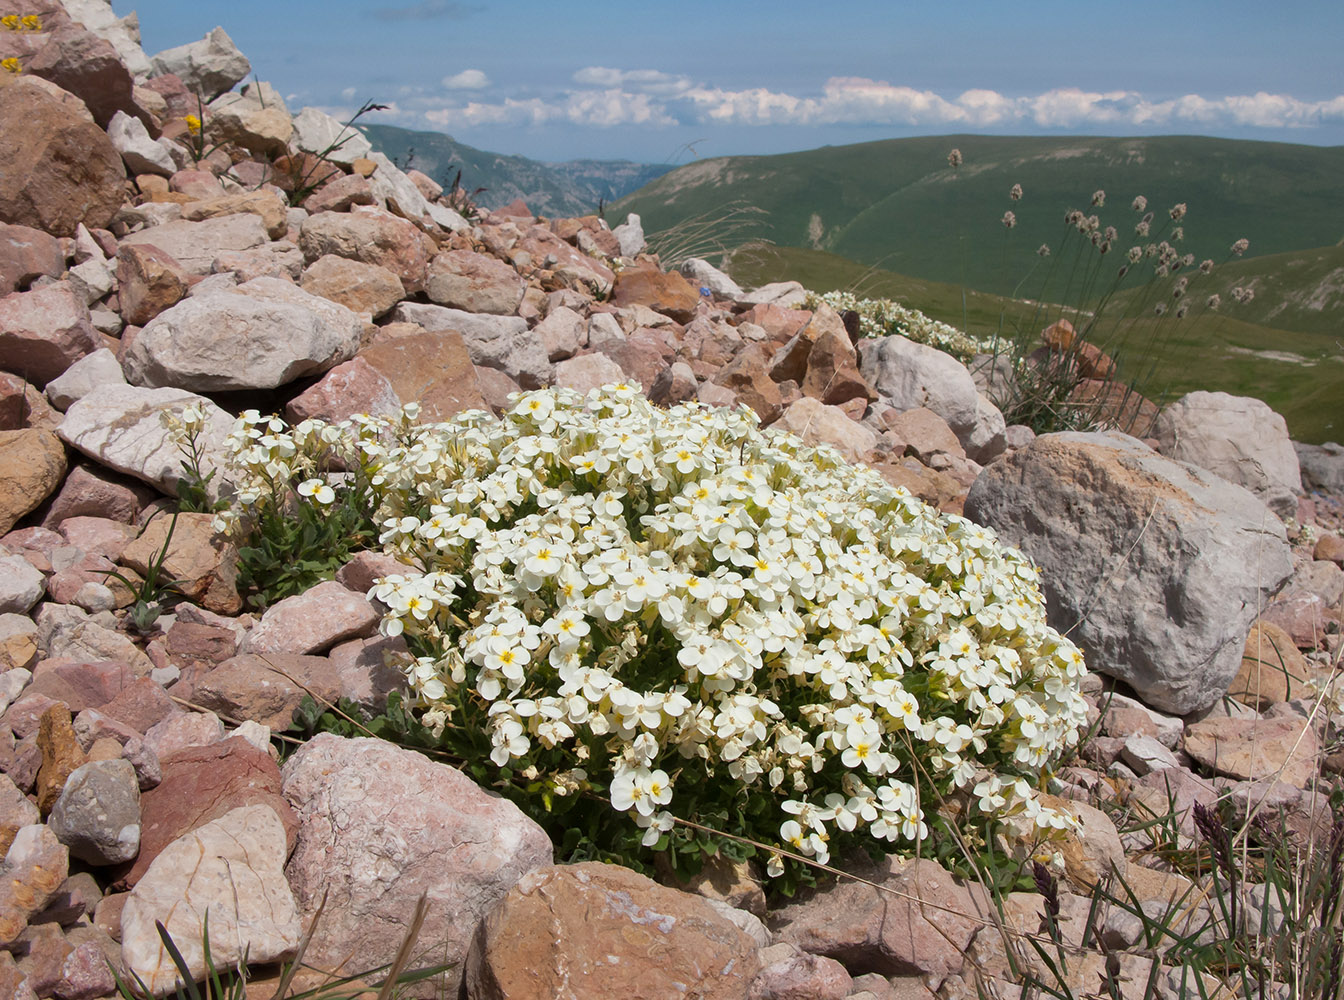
[281,734,553,998]
[118,214,270,275]
[122,277,363,392]
[0,79,126,238]
[298,210,433,294]
[964,431,1293,714]
[148,26,250,101]
[1153,391,1302,519]
[290,107,373,165]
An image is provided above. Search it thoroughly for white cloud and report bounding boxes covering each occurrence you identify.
[442,69,490,90]
[394,66,1344,136]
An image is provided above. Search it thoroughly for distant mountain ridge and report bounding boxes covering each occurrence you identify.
[357,123,673,219]
[612,134,1344,299]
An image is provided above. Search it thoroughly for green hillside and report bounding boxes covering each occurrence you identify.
[724,244,1343,444]
[615,135,1344,300]
[358,123,672,219]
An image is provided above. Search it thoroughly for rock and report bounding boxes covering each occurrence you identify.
[106,111,174,176]
[738,281,808,309]
[285,357,403,424]
[120,805,299,995]
[123,277,363,391]
[800,330,875,409]
[142,711,225,760]
[964,431,1293,714]
[119,511,240,615]
[1291,559,1344,607]
[0,825,69,949]
[0,430,67,537]
[466,862,760,1000]
[58,385,233,499]
[425,249,525,315]
[1154,392,1302,518]
[1065,379,1159,437]
[204,91,292,157]
[284,740,552,994]
[0,223,65,295]
[34,604,153,677]
[181,190,289,240]
[298,210,432,294]
[612,213,644,257]
[358,329,489,422]
[1184,715,1319,787]
[327,635,408,717]
[0,78,126,239]
[1296,441,1344,493]
[121,736,296,889]
[1315,534,1344,565]
[771,856,980,980]
[47,759,141,865]
[35,703,88,814]
[148,26,250,101]
[1257,590,1338,649]
[858,336,987,458]
[289,107,374,165]
[114,243,189,327]
[0,284,102,388]
[44,349,125,412]
[748,945,853,1000]
[391,303,551,389]
[210,241,305,283]
[118,214,270,276]
[245,580,378,655]
[365,152,468,233]
[611,266,700,322]
[191,653,342,732]
[534,306,586,361]
[552,353,627,394]
[300,254,405,319]
[773,397,878,465]
[0,617,38,672]
[680,257,744,299]
[1230,621,1312,708]
[303,172,375,214]
[0,555,45,616]
[886,408,964,463]
[712,344,783,424]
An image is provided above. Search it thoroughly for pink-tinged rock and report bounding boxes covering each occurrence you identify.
[1184,715,1319,788]
[0,952,37,1000]
[57,516,137,562]
[27,25,137,129]
[749,944,853,1000]
[1258,591,1339,649]
[712,344,783,424]
[466,861,759,1000]
[1315,533,1344,565]
[0,285,102,388]
[95,678,178,736]
[121,805,300,995]
[245,579,378,656]
[22,660,134,715]
[190,653,343,732]
[182,190,289,240]
[118,214,269,276]
[0,223,64,295]
[283,734,553,999]
[70,711,161,791]
[285,356,403,424]
[119,511,241,615]
[0,373,27,431]
[0,824,69,949]
[202,92,292,158]
[118,736,296,890]
[302,173,375,214]
[299,254,405,319]
[359,329,489,422]
[42,465,152,528]
[1231,621,1311,708]
[802,330,875,407]
[391,302,551,389]
[0,430,67,535]
[650,361,699,406]
[425,249,525,315]
[772,857,981,980]
[54,935,119,1000]
[886,407,964,462]
[611,266,700,322]
[601,328,676,393]
[168,169,223,201]
[142,711,225,760]
[334,550,415,596]
[211,241,306,282]
[553,352,627,394]
[298,209,432,294]
[0,79,126,238]
[114,243,188,327]
[774,398,879,466]
[473,365,520,415]
[124,276,363,392]
[327,635,409,716]
[35,604,153,677]
[534,305,586,361]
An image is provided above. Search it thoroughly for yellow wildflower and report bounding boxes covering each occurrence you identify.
[184,114,202,135]
[20,14,41,30]
[1,57,20,75]
[0,15,19,30]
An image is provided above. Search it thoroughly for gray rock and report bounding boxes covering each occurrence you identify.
[58,385,233,499]
[66,256,116,306]
[45,348,125,411]
[1118,734,1180,776]
[679,257,744,299]
[1295,441,1344,493]
[1154,392,1301,519]
[149,26,251,101]
[123,277,362,391]
[966,393,1007,464]
[34,603,154,675]
[289,107,373,165]
[392,302,551,388]
[366,152,468,233]
[48,758,141,865]
[281,734,553,999]
[61,0,153,77]
[106,111,174,176]
[964,431,1293,714]
[611,212,644,257]
[737,281,807,308]
[1290,560,1344,607]
[120,805,300,995]
[552,353,626,395]
[118,214,269,276]
[0,555,44,615]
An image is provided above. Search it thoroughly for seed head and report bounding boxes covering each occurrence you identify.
[1127,246,1143,264]
[1199,259,1214,274]
[1132,195,1147,212]
[1206,294,1221,309]
[1037,244,1051,258]
[1091,190,1106,207]
[947,148,963,169]
[1065,209,1084,226]
[1231,238,1249,256]
[1169,202,1187,221]
[1009,183,1023,201]
[1135,220,1150,237]
[1175,303,1188,319]
[1171,226,1184,242]
[1001,211,1017,229]
[1154,302,1167,315]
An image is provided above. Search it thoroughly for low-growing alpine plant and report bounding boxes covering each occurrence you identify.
[215,385,1089,892]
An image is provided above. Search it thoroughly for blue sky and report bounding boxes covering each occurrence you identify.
[112,0,1344,165]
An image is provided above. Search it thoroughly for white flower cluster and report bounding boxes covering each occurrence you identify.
[350,384,1087,874]
[804,290,992,361]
